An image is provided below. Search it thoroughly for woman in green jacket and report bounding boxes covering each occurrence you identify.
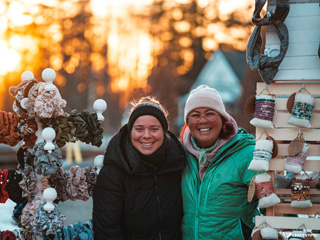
[180,85,259,240]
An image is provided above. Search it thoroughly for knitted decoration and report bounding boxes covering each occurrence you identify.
[69,110,104,147]
[55,220,93,240]
[12,199,28,227]
[0,111,21,147]
[33,141,63,176]
[68,165,89,201]
[19,165,37,201]
[0,169,9,203]
[48,168,69,203]
[291,174,312,208]
[0,230,16,240]
[255,173,280,208]
[24,82,40,119]
[248,139,273,172]
[9,78,38,117]
[250,95,275,129]
[20,198,42,231]
[287,92,315,128]
[5,169,24,204]
[260,227,279,240]
[85,166,98,197]
[34,82,66,119]
[284,143,309,174]
[32,201,65,237]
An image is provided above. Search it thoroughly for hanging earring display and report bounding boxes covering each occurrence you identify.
[287,86,315,128]
[248,133,278,172]
[291,173,312,208]
[255,172,280,208]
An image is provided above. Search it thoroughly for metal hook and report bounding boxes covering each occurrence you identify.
[259,84,271,95]
[299,84,311,95]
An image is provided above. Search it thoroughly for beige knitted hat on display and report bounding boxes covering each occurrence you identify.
[184,84,230,122]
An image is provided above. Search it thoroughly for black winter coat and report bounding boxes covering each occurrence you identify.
[93,125,187,240]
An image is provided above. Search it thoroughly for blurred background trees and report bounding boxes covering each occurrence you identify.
[0,0,257,135]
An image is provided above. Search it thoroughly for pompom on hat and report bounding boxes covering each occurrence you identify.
[184,85,230,122]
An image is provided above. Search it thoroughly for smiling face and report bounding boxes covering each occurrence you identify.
[187,107,223,148]
[130,115,165,155]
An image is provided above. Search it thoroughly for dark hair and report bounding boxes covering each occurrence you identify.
[219,118,236,139]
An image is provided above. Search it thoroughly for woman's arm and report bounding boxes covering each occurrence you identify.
[93,165,125,240]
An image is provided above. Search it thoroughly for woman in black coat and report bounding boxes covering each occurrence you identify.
[93,96,187,240]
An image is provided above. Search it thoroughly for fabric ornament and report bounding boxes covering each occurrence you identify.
[48,168,69,203]
[5,169,24,204]
[0,169,9,203]
[255,172,280,208]
[0,230,16,240]
[248,139,273,172]
[34,82,66,119]
[19,165,37,201]
[284,143,309,174]
[33,141,63,176]
[68,165,89,201]
[0,111,21,147]
[250,95,275,129]
[291,174,312,208]
[32,201,65,237]
[12,198,28,227]
[9,78,38,117]
[84,166,98,197]
[21,197,42,231]
[287,92,315,128]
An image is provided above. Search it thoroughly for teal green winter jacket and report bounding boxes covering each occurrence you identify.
[181,129,259,240]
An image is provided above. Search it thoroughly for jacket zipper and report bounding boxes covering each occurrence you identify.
[154,169,162,240]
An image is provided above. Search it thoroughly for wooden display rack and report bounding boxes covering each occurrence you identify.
[253,0,320,232]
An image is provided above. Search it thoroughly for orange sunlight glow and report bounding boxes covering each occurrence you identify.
[0,40,20,75]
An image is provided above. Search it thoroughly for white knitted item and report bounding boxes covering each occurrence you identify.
[288,92,315,128]
[260,227,278,239]
[248,140,273,172]
[291,200,312,208]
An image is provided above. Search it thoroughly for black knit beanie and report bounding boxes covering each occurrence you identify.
[128,102,168,133]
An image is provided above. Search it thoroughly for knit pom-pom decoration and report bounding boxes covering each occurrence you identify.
[255,173,280,208]
[287,92,315,128]
[291,174,312,208]
[248,139,273,172]
[284,143,309,174]
[250,95,275,129]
